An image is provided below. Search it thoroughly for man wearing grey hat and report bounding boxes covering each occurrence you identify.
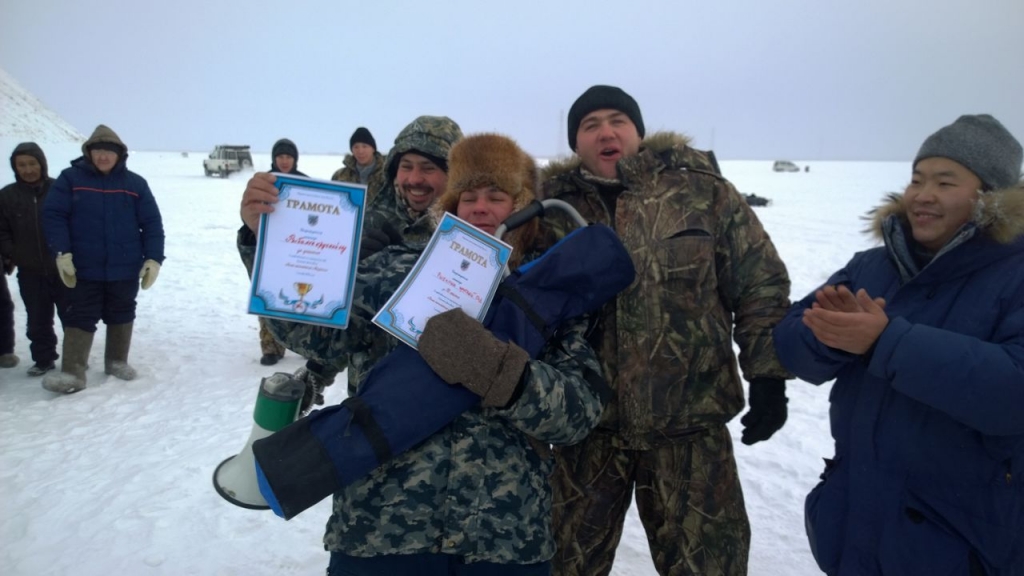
[773,114,1024,575]
[543,85,793,576]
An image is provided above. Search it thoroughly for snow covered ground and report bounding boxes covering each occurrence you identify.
[0,144,911,575]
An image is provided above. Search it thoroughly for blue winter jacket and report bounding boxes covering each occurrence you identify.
[43,151,165,282]
[774,188,1024,576]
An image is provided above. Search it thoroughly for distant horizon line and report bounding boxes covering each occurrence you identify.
[0,138,914,163]
[133,148,917,164]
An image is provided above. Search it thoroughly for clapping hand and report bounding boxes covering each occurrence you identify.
[802,285,888,354]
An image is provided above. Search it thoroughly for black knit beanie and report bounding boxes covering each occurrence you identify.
[349,127,376,151]
[272,138,298,161]
[914,114,1022,191]
[567,85,645,151]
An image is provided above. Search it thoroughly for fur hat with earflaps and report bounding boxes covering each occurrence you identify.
[434,133,540,267]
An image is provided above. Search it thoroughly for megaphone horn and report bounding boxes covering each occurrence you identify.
[213,373,305,509]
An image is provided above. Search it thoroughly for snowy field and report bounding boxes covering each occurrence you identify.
[0,143,912,575]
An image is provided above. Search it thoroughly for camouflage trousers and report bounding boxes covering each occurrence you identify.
[550,424,750,576]
[258,317,285,356]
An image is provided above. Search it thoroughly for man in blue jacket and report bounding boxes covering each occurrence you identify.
[41,125,165,394]
[773,114,1024,575]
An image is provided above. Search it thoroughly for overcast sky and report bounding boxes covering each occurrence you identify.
[2,0,1022,161]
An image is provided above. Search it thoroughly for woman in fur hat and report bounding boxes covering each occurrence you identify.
[264,133,608,575]
[773,114,1024,576]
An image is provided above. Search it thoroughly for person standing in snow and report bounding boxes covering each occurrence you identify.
[240,132,607,575]
[774,114,1024,575]
[254,138,306,367]
[0,142,70,376]
[542,85,793,576]
[240,116,463,404]
[40,125,165,393]
[331,126,387,206]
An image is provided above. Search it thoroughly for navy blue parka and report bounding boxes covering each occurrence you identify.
[774,186,1024,576]
[42,126,165,281]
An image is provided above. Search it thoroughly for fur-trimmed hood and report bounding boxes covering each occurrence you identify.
[541,131,693,182]
[869,184,1024,245]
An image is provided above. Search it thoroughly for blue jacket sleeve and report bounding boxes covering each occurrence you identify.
[41,172,73,256]
[772,266,860,385]
[135,176,165,263]
[868,309,1024,436]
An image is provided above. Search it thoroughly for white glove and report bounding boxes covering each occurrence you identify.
[140,259,161,290]
[56,253,76,288]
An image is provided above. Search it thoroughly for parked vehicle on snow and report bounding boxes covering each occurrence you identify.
[203,145,253,177]
[772,160,800,172]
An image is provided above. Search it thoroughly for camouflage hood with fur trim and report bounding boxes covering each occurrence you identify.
[868,184,1024,246]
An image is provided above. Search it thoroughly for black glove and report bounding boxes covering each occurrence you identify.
[418,308,529,408]
[2,257,13,275]
[358,222,403,261]
[740,378,788,445]
[296,362,336,415]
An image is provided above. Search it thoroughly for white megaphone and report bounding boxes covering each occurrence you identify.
[213,373,305,509]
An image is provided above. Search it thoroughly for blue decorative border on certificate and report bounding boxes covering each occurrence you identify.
[374,213,512,348]
[248,174,367,329]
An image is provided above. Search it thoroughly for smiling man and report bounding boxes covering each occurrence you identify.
[543,85,793,576]
[238,115,462,396]
[773,114,1024,576]
[331,127,387,206]
[362,115,463,244]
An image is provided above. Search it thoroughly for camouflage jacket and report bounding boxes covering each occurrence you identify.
[331,150,387,206]
[237,241,605,564]
[541,132,791,449]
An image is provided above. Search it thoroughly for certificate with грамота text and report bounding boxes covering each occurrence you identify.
[248,174,366,329]
[373,213,512,348]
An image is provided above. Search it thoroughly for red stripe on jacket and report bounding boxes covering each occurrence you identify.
[71,186,140,198]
